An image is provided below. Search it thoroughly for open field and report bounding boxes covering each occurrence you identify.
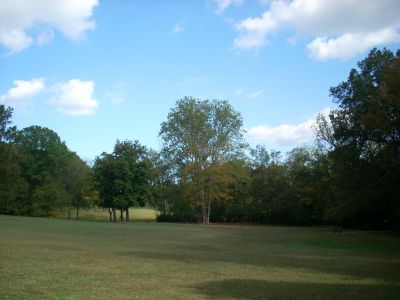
[1,216,400,299]
[57,207,157,222]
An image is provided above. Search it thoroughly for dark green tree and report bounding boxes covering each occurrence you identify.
[0,105,28,215]
[16,126,71,216]
[316,48,400,227]
[94,140,152,221]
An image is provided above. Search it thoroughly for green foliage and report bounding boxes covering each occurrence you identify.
[1,49,399,229]
[159,97,246,224]
[0,105,17,143]
[317,48,400,228]
[31,182,67,217]
[0,108,92,218]
[0,143,28,215]
[17,125,70,187]
[94,140,153,220]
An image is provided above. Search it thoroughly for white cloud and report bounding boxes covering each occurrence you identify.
[214,0,245,14]
[0,78,45,107]
[234,11,277,48]
[307,28,400,60]
[0,29,32,53]
[234,0,400,59]
[234,88,264,99]
[172,22,185,34]
[0,0,98,53]
[248,89,264,98]
[51,79,98,116]
[247,108,330,146]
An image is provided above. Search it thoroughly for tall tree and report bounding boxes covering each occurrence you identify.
[0,105,28,215]
[159,97,246,224]
[316,48,400,227]
[94,140,152,221]
[16,126,71,216]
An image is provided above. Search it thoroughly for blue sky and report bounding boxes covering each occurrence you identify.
[1,0,399,161]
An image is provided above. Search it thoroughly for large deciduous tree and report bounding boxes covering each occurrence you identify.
[0,105,28,215]
[159,97,246,224]
[16,125,71,216]
[316,48,400,228]
[94,140,152,221]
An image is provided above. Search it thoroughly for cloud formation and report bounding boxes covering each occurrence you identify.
[51,79,98,116]
[248,89,264,99]
[214,0,244,14]
[234,0,400,60]
[247,108,330,147]
[0,0,98,53]
[235,88,264,99]
[0,78,45,107]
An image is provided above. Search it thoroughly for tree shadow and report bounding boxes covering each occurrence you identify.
[192,279,400,300]
[117,249,400,283]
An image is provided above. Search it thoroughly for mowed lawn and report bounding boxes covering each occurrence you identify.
[1,216,400,300]
[57,207,157,222]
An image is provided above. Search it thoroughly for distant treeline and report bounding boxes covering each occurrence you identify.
[1,48,399,229]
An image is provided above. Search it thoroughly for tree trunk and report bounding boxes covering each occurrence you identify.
[126,207,130,221]
[199,172,207,224]
[76,197,80,220]
[120,209,124,221]
[67,195,72,219]
[206,198,211,224]
[206,180,212,224]
[108,208,112,222]
[112,207,117,222]
[201,187,206,224]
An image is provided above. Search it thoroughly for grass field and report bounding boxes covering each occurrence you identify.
[1,216,400,299]
[57,207,157,222]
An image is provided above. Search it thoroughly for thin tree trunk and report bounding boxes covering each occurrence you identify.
[120,209,124,221]
[67,194,72,219]
[201,187,206,224]
[112,207,117,222]
[126,207,130,221]
[207,181,212,224]
[199,169,206,224]
[76,197,80,219]
[108,208,112,222]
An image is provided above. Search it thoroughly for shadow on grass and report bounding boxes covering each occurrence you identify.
[192,279,400,300]
[118,250,400,283]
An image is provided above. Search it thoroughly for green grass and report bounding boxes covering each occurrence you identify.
[57,207,157,222]
[1,216,400,299]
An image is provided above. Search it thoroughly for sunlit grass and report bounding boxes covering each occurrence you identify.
[57,207,157,222]
[1,216,399,299]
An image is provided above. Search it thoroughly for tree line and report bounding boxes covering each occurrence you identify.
[1,48,399,229]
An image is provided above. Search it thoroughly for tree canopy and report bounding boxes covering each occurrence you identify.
[159,97,246,224]
[1,48,399,228]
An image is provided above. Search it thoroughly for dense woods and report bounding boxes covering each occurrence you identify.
[1,48,399,229]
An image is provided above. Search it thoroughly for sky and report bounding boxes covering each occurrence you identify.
[1,0,399,161]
